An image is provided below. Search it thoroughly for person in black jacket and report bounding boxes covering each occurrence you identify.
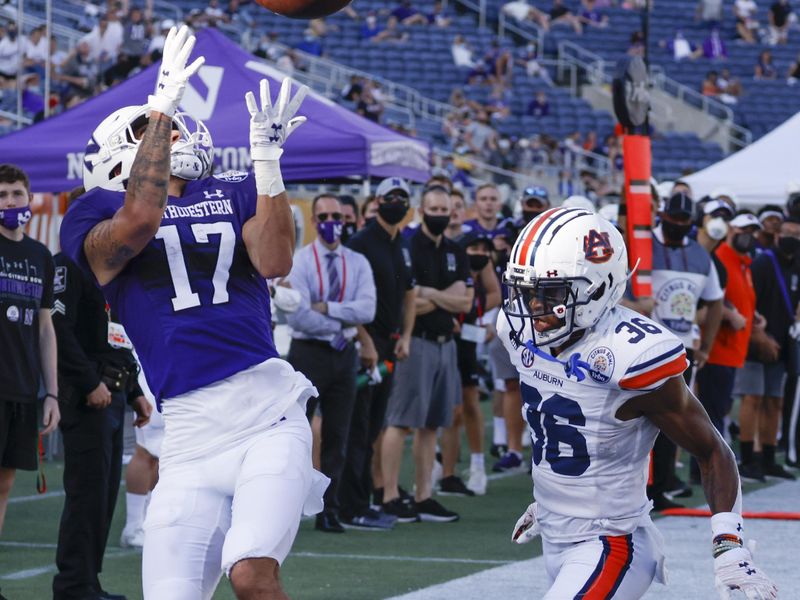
[51,244,151,600]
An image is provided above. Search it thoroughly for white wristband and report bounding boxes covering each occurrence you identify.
[253,159,285,197]
[711,512,744,538]
[148,94,175,118]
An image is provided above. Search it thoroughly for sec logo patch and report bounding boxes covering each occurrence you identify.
[587,346,615,383]
[521,347,535,368]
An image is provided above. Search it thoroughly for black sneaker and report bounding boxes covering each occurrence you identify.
[651,494,684,512]
[738,461,766,483]
[762,462,797,480]
[315,511,345,533]
[414,498,460,522]
[490,443,508,458]
[382,497,420,523]
[665,476,693,499]
[437,475,475,497]
[398,486,414,504]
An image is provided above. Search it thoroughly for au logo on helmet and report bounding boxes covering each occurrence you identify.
[583,229,614,264]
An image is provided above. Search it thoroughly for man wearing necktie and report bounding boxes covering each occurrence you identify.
[286,194,377,533]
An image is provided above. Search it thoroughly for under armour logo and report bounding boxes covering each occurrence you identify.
[203,189,225,199]
[268,123,283,142]
[158,69,169,89]
[546,270,558,277]
[739,562,749,568]
[746,568,756,575]
[737,523,743,532]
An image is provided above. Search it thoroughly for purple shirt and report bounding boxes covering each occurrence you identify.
[59,171,278,401]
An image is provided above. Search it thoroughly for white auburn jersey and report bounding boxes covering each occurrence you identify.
[498,305,688,543]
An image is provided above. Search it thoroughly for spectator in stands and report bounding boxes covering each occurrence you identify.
[717,68,743,99]
[341,75,364,102]
[787,51,800,83]
[502,1,550,31]
[104,6,150,84]
[0,164,60,535]
[53,41,100,107]
[22,25,48,81]
[549,0,583,34]
[392,1,428,26]
[483,39,512,88]
[204,0,226,26]
[693,28,728,60]
[464,110,497,158]
[526,90,550,117]
[82,15,123,72]
[579,0,609,28]
[756,205,785,250]
[769,0,793,45]
[583,130,598,153]
[516,40,554,84]
[755,49,778,80]
[428,1,452,27]
[485,85,511,121]
[661,30,696,61]
[695,0,723,29]
[296,29,323,57]
[356,82,384,123]
[451,35,479,69]
[0,23,22,82]
[628,30,646,56]
[736,217,800,482]
[286,194,377,533]
[734,0,759,44]
[361,12,384,41]
[701,70,722,97]
[381,185,472,523]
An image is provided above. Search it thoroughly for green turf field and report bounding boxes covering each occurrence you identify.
[0,404,780,600]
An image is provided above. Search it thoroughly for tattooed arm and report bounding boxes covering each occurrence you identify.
[83,113,173,285]
[620,376,740,513]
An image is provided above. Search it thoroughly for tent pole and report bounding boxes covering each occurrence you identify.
[16,0,24,129]
[44,0,51,118]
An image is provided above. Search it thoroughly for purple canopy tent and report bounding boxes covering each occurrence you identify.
[0,28,430,192]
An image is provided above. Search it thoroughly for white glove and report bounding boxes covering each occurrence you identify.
[148,26,204,117]
[245,78,308,196]
[511,502,541,544]
[272,285,301,313]
[714,541,778,600]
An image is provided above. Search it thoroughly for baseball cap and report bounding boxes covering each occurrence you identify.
[663,192,693,218]
[729,213,762,229]
[702,198,735,218]
[457,230,493,251]
[375,177,411,198]
[521,186,549,203]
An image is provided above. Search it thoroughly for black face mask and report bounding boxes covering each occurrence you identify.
[522,209,543,224]
[732,232,755,254]
[661,220,691,244]
[468,254,490,272]
[423,214,450,237]
[378,200,408,225]
[364,216,377,228]
[340,222,357,244]
[778,236,800,257]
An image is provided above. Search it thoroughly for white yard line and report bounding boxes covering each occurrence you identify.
[8,490,64,504]
[0,548,139,581]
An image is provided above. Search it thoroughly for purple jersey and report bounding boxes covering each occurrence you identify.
[462,218,512,240]
[60,171,278,401]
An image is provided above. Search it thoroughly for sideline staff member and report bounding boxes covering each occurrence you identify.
[52,237,151,600]
[0,164,59,535]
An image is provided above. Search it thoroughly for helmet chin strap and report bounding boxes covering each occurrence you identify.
[170,151,208,181]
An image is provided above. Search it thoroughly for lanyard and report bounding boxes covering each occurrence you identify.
[311,242,346,302]
[764,250,794,319]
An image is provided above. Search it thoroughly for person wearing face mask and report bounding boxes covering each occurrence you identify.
[339,177,416,531]
[285,194,377,533]
[645,192,724,509]
[381,185,474,524]
[0,164,60,535]
[693,213,763,484]
[337,194,359,244]
[361,195,379,228]
[697,198,735,290]
[733,217,800,482]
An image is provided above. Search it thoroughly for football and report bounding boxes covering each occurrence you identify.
[254,0,352,19]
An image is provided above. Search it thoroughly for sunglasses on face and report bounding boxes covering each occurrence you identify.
[523,197,546,208]
[381,193,409,203]
[710,210,733,221]
[316,212,343,222]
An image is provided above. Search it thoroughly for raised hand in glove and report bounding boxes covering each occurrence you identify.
[715,541,778,600]
[149,26,204,117]
[511,502,541,544]
[246,77,308,162]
